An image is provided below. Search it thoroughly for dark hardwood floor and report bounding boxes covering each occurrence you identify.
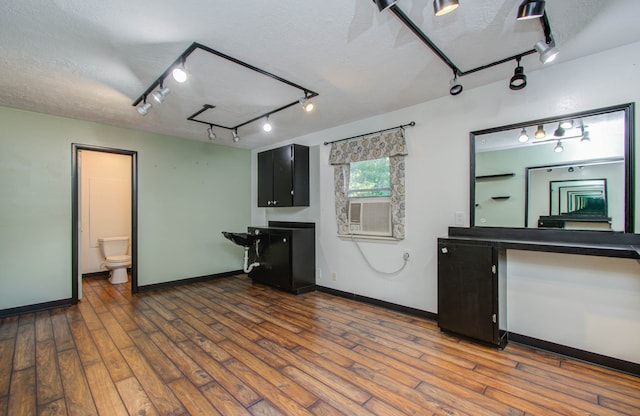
[1,274,639,415]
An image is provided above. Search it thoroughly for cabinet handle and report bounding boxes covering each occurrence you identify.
[267,201,272,206]
[273,200,278,205]
[492,314,497,323]
[441,247,448,254]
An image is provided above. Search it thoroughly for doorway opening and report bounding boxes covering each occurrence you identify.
[72,144,138,302]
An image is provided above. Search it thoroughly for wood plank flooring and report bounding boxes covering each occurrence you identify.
[1,274,639,415]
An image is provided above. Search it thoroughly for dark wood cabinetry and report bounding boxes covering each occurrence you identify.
[248,222,315,294]
[437,238,507,347]
[257,144,309,207]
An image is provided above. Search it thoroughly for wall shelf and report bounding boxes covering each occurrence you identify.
[476,173,515,181]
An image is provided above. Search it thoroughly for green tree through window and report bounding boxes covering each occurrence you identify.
[348,157,391,197]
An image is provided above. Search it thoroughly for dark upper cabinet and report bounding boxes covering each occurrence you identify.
[437,238,507,347]
[257,144,309,207]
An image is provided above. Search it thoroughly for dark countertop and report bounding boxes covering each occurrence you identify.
[442,227,640,259]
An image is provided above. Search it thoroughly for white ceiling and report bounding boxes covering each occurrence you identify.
[1,0,639,149]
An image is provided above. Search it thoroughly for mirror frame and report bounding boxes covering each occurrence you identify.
[470,103,635,233]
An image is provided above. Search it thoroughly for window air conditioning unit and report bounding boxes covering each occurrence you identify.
[348,197,392,237]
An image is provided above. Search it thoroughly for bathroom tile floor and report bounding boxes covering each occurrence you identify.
[1,274,639,415]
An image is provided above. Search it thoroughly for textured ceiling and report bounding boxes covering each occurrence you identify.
[1,0,639,149]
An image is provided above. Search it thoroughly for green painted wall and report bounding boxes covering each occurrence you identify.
[0,106,251,310]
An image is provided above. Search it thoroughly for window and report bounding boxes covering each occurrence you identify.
[348,157,391,198]
[328,127,408,239]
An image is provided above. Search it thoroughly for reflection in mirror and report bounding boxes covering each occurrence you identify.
[471,103,634,232]
[528,161,623,230]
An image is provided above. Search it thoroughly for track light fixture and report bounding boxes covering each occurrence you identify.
[434,0,459,17]
[172,58,188,83]
[299,96,315,112]
[263,116,272,132]
[374,0,398,12]
[535,124,546,139]
[232,129,240,143]
[554,140,564,153]
[509,57,527,90]
[554,123,565,137]
[518,128,529,143]
[517,0,545,20]
[580,123,590,142]
[151,84,170,104]
[137,97,152,116]
[367,2,558,101]
[534,40,559,64]
[449,74,463,95]
[560,119,573,129]
[136,43,319,137]
[207,125,216,141]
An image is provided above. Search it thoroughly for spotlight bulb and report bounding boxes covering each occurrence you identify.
[535,40,559,64]
[535,124,546,139]
[517,0,546,20]
[207,127,216,141]
[518,128,529,143]
[263,118,272,132]
[434,0,459,16]
[449,77,463,95]
[137,101,152,116]
[560,119,574,129]
[151,87,170,104]
[300,97,314,112]
[554,140,564,153]
[232,130,240,143]
[172,67,187,83]
[509,64,527,90]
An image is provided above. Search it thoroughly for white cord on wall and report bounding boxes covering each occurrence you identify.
[350,235,409,275]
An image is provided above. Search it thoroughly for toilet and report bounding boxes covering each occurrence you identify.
[98,236,131,284]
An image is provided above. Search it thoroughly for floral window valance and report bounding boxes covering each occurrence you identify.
[329,128,408,165]
[329,127,408,239]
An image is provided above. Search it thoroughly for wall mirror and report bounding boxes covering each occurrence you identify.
[470,103,634,233]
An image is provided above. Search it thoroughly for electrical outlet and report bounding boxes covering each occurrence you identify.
[331,272,337,281]
[455,211,466,226]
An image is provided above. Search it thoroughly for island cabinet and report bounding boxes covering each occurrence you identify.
[257,144,309,207]
[437,238,507,348]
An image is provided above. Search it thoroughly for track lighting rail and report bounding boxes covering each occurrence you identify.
[323,121,415,146]
[385,4,556,79]
[132,42,318,107]
[132,42,319,140]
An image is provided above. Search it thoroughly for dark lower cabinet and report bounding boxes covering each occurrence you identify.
[437,238,507,347]
[248,222,315,294]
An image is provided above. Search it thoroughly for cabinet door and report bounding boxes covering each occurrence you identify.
[438,241,497,345]
[265,232,292,290]
[257,150,274,207]
[250,231,291,291]
[272,145,293,207]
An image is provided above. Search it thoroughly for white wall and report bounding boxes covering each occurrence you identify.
[252,40,640,363]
